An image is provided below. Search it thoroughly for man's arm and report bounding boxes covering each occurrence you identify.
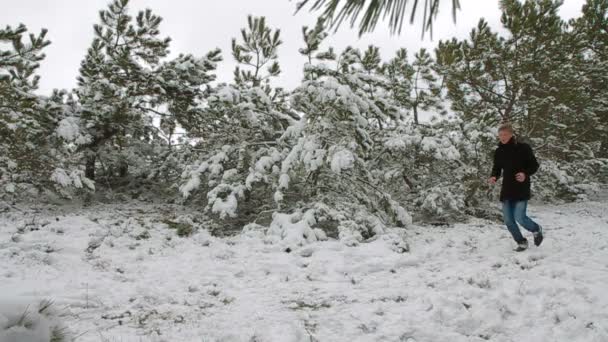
[523,144,540,176]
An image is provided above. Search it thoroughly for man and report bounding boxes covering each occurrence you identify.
[489,123,543,251]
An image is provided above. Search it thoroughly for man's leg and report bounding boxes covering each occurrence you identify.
[513,200,540,233]
[502,200,525,242]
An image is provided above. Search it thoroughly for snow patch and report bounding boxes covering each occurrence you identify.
[330,149,355,174]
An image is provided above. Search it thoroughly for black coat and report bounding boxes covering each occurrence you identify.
[491,137,540,201]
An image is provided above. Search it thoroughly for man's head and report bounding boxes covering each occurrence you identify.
[498,123,514,144]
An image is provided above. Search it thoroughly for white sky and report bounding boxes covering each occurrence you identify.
[1,0,587,95]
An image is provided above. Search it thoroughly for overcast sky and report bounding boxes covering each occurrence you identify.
[1,0,587,95]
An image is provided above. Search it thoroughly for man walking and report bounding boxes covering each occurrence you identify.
[489,123,544,251]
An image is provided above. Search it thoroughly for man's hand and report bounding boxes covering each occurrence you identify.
[515,172,526,182]
[488,177,497,185]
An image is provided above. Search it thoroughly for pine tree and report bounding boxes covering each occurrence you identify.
[436,0,608,200]
[435,20,514,124]
[410,48,445,123]
[299,18,330,65]
[0,24,90,196]
[271,43,412,244]
[180,16,296,226]
[384,48,415,120]
[75,0,171,181]
[299,18,336,81]
[232,15,282,91]
[142,50,223,190]
[570,0,608,159]
[73,0,221,192]
[384,48,444,124]
[1,25,51,192]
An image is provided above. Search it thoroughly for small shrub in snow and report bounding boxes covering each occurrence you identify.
[267,210,328,251]
[0,298,70,342]
[162,220,194,237]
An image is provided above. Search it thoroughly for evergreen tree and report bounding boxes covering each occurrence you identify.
[410,48,445,123]
[570,0,608,159]
[384,48,444,124]
[75,0,171,181]
[73,0,221,193]
[1,24,50,193]
[180,16,296,226]
[384,48,415,121]
[436,0,608,200]
[0,25,90,196]
[299,18,336,81]
[299,18,330,65]
[232,15,282,91]
[271,42,411,245]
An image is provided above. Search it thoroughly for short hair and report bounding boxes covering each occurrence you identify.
[498,123,514,133]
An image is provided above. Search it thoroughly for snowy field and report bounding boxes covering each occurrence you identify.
[1,198,607,342]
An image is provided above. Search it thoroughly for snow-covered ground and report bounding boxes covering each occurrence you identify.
[1,198,607,342]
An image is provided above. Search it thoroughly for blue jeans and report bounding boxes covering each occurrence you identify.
[502,200,540,243]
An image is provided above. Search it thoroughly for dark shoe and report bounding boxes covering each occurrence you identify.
[514,239,528,252]
[534,225,544,246]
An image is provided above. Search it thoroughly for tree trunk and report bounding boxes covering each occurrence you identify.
[85,154,96,180]
[118,160,128,178]
[600,139,608,159]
